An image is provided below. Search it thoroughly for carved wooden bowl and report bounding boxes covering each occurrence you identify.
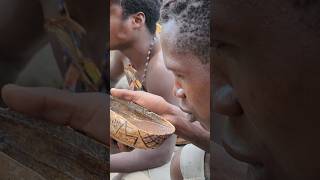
[110,96,175,149]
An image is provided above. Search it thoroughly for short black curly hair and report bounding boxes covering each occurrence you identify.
[160,0,210,64]
[112,0,161,34]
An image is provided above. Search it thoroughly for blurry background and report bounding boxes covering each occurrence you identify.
[15,44,62,88]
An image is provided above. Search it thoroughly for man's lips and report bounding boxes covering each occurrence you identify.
[222,140,264,167]
[179,106,192,114]
[179,106,197,122]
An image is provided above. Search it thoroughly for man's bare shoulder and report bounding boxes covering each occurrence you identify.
[149,51,172,79]
[147,51,177,104]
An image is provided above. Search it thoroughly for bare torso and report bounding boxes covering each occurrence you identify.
[145,51,177,105]
[111,49,178,173]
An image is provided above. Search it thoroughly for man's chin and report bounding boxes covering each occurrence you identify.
[186,112,197,122]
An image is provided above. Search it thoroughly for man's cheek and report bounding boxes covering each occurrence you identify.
[186,87,197,107]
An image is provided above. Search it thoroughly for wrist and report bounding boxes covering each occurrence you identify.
[166,106,189,137]
[164,104,181,127]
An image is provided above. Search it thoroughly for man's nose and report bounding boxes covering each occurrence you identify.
[174,88,187,99]
[173,83,186,99]
[214,85,243,116]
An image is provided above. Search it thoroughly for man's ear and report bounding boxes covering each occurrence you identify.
[131,12,146,30]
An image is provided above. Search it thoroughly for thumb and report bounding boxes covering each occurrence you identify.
[110,88,141,102]
[111,88,158,108]
[111,88,175,118]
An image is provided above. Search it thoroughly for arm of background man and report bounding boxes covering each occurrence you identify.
[111,59,179,172]
[111,134,176,173]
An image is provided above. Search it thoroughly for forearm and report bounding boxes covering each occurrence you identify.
[111,150,163,173]
[110,135,176,173]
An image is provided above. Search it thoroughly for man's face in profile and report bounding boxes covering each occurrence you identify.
[109,2,132,50]
[214,0,320,179]
[161,20,210,128]
[110,2,125,50]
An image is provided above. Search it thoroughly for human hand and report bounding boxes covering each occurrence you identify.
[1,84,108,145]
[111,88,211,151]
[110,88,182,127]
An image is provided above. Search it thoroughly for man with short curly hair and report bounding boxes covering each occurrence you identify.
[112,0,211,179]
[159,1,210,179]
[110,1,179,179]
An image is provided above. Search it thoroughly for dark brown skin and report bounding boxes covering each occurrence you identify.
[161,21,211,129]
[214,0,320,179]
[110,51,126,87]
[110,10,211,177]
[109,2,179,173]
[111,89,210,151]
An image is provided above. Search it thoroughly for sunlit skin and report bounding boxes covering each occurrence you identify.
[110,3,133,50]
[161,20,210,129]
[109,1,180,174]
[109,17,211,176]
[214,0,320,179]
[160,19,210,180]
